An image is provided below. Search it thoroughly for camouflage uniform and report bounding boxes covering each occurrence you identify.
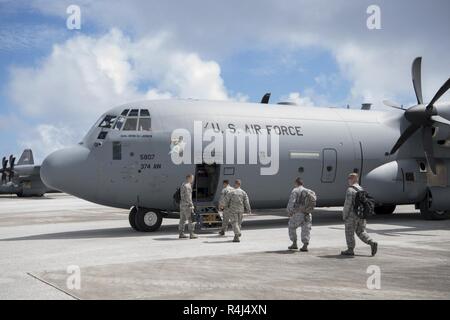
[179,182,194,234]
[343,183,372,249]
[219,185,234,233]
[287,186,312,245]
[223,187,251,237]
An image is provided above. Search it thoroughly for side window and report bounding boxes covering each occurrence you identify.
[112,142,121,160]
[123,118,138,131]
[113,116,125,130]
[98,115,117,128]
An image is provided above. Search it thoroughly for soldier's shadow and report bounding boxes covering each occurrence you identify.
[318,254,370,259]
[265,250,298,254]
[202,240,237,244]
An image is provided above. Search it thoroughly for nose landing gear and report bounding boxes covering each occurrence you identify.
[129,206,163,232]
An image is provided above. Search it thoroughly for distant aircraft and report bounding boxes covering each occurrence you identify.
[0,149,54,197]
[41,57,450,232]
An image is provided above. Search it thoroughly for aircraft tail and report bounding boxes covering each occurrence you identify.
[17,149,34,165]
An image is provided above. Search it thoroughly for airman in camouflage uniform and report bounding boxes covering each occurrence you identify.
[341,173,377,256]
[287,178,313,252]
[218,180,234,236]
[179,174,198,239]
[223,179,251,242]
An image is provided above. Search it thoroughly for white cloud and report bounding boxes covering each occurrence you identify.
[4,0,450,158]
[18,124,79,162]
[6,28,237,159]
[282,92,316,107]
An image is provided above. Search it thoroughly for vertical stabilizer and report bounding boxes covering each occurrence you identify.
[17,149,34,165]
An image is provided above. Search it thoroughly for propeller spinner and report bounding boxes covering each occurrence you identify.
[387,57,450,174]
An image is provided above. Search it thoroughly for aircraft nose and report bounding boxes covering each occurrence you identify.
[41,146,96,197]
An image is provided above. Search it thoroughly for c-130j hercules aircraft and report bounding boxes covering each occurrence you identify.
[41,57,450,232]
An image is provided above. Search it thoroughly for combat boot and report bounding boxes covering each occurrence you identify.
[190,233,198,239]
[340,248,354,256]
[369,241,378,256]
[300,244,308,252]
[218,230,225,236]
[179,233,188,239]
[288,241,298,250]
[233,235,240,242]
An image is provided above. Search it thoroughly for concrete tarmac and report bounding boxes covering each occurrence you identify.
[0,193,449,299]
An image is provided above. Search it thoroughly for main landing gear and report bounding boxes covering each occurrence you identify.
[129,206,163,232]
[418,192,450,220]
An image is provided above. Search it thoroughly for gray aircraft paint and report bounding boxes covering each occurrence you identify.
[40,99,450,212]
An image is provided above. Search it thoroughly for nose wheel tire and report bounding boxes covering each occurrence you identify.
[374,205,396,215]
[132,207,163,232]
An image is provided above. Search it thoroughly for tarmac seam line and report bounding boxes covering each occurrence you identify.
[26,272,81,300]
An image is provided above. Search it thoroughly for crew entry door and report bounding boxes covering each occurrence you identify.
[193,163,221,203]
[321,149,337,183]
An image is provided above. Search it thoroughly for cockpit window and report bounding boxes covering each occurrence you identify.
[123,118,138,131]
[140,109,150,117]
[98,115,117,128]
[138,118,151,131]
[128,109,139,117]
[112,108,152,131]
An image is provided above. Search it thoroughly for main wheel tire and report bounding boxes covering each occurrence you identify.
[374,205,396,215]
[129,206,139,231]
[419,194,450,220]
[135,208,163,232]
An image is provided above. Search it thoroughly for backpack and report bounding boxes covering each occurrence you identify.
[173,187,181,204]
[351,186,375,219]
[297,188,317,214]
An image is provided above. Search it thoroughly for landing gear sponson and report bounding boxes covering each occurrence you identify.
[129,206,163,232]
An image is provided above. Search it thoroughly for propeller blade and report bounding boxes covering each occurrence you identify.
[1,157,6,170]
[427,77,450,109]
[261,93,271,104]
[431,115,450,126]
[9,157,15,181]
[423,126,437,174]
[390,124,421,155]
[383,100,403,110]
[412,57,423,105]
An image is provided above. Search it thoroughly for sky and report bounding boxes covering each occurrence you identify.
[0,0,449,162]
